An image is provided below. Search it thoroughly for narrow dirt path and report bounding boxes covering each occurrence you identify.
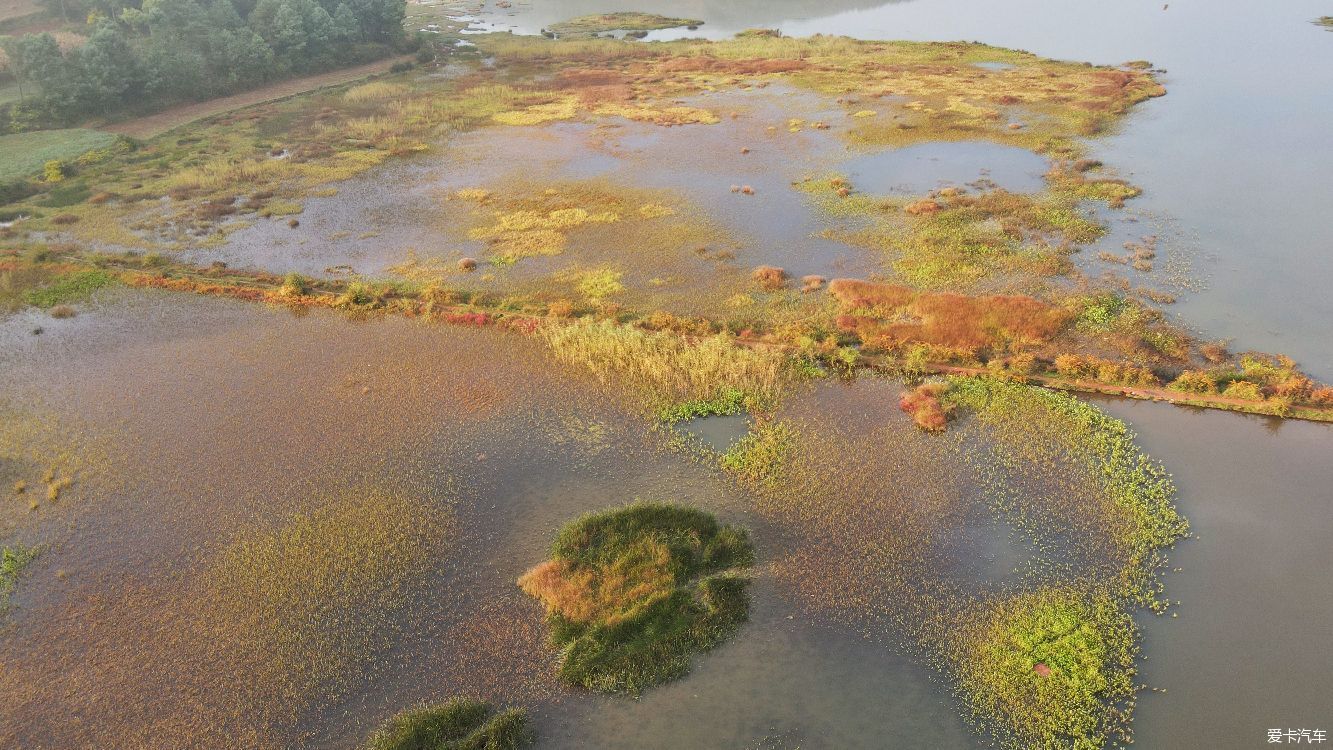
[101,57,411,140]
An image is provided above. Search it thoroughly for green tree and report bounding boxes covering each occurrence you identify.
[72,23,145,113]
[331,2,359,42]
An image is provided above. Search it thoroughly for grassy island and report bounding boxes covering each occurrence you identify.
[519,502,754,693]
[547,13,702,37]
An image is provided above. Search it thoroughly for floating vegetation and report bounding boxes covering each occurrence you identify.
[202,488,453,716]
[0,545,38,609]
[518,502,754,693]
[718,419,796,486]
[944,376,1187,608]
[363,698,533,750]
[950,588,1136,750]
[456,181,676,265]
[655,386,751,424]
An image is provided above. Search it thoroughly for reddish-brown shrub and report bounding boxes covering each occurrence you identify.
[752,265,787,291]
[899,382,952,431]
[905,199,942,216]
[547,299,575,318]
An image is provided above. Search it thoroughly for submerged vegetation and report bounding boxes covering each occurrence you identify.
[363,698,532,750]
[518,502,754,693]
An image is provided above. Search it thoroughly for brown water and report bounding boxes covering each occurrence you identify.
[0,293,982,749]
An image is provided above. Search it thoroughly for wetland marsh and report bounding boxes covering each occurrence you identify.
[1,1,1331,749]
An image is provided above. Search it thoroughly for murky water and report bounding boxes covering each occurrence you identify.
[0,293,982,749]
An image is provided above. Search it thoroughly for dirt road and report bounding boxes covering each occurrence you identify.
[102,57,410,140]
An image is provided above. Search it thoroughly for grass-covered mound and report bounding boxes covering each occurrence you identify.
[518,502,754,693]
[364,698,532,750]
[0,129,119,182]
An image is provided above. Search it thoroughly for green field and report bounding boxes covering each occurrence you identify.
[0,128,118,182]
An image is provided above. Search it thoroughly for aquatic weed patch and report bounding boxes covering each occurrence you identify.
[944,376,1187,607]
[202,488,453,715]
[718,419,796,486]
[0,544,38,608]
[951,589,1137,750]
[547,13,702,37]
[363,698,533,750]
[21,268,117,309]
[726,378,1187,749]
[655,386,752,424]
[518,502,754,693]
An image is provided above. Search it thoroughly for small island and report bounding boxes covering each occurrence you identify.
[519,502,754,693]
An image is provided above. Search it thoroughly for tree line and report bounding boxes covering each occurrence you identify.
[2,0,418,129]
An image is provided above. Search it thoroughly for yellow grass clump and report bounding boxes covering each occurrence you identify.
[539,318,787,409]
[342,81,410,103]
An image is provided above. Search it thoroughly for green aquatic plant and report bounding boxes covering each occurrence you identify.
[23,269,117,309]
[953,589,1136,750]
[937,377,1186,748]
[363,698,533,750]
[518,502,754,693]
[204,489,452,711]
[945,376,1187,606]
[655,386,753,424]
[719,420,796,485]
[1,544,39,608]
[548,12,702,36]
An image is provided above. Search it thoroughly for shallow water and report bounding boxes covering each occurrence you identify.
[0,293,983,749]
[677,413,750,452]
[843,141,1049,196]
